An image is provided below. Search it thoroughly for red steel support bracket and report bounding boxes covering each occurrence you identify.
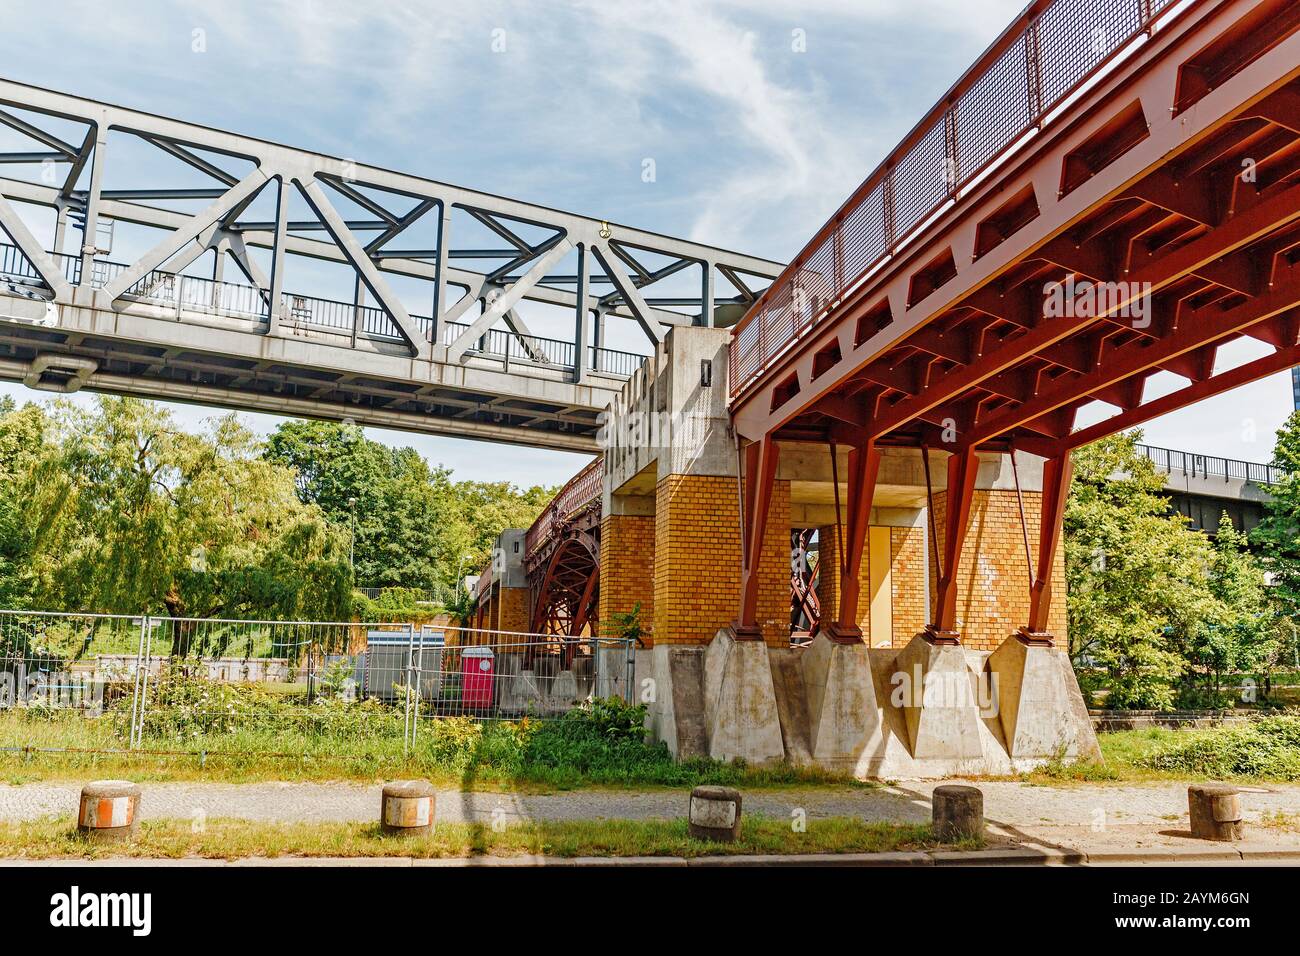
[826,438,882,645]
[927,446,980,645]
[1021,451,1073,646]
[735,435,780,639]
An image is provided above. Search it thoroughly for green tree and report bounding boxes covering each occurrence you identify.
[0,396,50,606]
[1174,513,1273,705]
[1253,410,1300,617]
[27,397,350,637]
[263,420,458,590]
[1066,431,1218,709]
[448,478,555,573]
[264,419,555,591]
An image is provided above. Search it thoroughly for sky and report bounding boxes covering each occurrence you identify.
[0,0,1294,483]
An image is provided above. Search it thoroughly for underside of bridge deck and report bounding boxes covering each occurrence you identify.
[730,0,1300,648]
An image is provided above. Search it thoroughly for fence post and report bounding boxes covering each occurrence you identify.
[402,622,415,755]
[413,623,424,748]
[128,616,144,750]
[131,615,153,749]
[625,638,636,706]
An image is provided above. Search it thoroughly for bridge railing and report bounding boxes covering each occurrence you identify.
[524,455,604,559]
[728,0,1183,402]
[1136,443,1288,486]
[0,241,646,382]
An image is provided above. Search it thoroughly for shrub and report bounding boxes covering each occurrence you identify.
[570,696,647,742]
[1140,715,1300,780]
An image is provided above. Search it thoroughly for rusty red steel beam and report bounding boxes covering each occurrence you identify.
[736,435,780,637]
[523,454,602,560]
[957,260,1300,447]
[730,0,1300,442]
[930,446,981,640]
[864,177,1300,443]
[1024,451,1073,637]
[1058,333,1300,453]
[827,438,882,643]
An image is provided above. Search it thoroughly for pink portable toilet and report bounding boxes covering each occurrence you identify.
[461,646,495,709]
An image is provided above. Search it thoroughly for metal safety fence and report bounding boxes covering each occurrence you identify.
[0,610,635,759]
[1135,443,1287,486]
[729,0,1184,399]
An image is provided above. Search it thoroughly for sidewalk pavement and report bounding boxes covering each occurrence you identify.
[3,778,1300,863]
[4,843,1299,867]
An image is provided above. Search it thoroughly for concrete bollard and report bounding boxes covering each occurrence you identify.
[688,785,742,842]
[932,784,984,842]
[1188,783,1244,841]
[78,780,142,844]
[380,780,437,836]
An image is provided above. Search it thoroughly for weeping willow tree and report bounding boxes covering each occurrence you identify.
[8,396,351,653]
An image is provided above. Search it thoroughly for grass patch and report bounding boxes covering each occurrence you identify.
[1256,811,1300,833]
[1020,716,1300,785]
[0,708,862,791]
[1136,715,1300,781]
[0,815,972,860]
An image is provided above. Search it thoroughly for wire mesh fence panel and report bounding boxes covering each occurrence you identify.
[406,627,637,747]
[1,610,638,760]
[0,610,145,753]
[132,616,406,753]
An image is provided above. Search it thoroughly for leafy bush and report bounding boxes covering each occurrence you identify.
[1173,684,1240,711]
[1139,715,1300,780]
[570,696,647,742]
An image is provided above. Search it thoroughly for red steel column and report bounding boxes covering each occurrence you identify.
[927,447,980,644]
[826,438,882,644]
[735,435,779,639]
[1021,452,1073,644]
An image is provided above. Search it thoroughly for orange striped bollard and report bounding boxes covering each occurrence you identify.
[78,780,142,843]
[380,781,437,836]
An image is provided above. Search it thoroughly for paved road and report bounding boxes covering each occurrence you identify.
[4,779,1300,851]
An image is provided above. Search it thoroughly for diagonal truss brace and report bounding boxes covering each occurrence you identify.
[296,176,430,359]
[0,188,72,303]
[446,236,573,362]
[101,168,271,302]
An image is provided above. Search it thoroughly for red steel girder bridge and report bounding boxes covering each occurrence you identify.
[728,0,1300,648]
[474,456,603,663]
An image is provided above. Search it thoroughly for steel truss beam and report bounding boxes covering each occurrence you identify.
[0,77,781,361]
[731,0,1300,441]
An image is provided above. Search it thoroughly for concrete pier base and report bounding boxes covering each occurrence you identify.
[701,627,785,764]
[645,644,707,759]
[643,633,1102,778]
[889,634,985,761]
[800,633,882,769]
[986,634,1102,763]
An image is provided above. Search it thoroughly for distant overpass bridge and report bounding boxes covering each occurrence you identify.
[472,456,602,654]
[0,78,782,452]
[1136,442,1284,534]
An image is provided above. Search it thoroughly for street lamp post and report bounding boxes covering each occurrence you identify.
[348,497,358,575]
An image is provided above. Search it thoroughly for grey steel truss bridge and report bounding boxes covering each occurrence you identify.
[0,78,781,451]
